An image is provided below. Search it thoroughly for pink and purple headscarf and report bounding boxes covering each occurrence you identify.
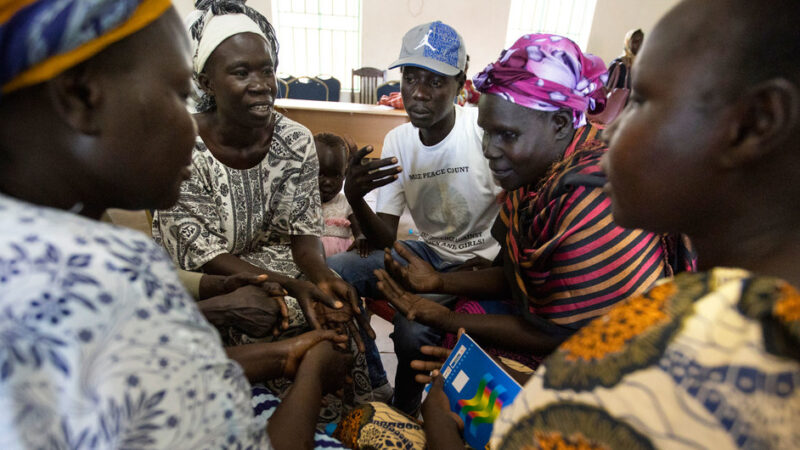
[473,34,608,128]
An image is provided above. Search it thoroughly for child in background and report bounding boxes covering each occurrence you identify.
[315,133,369,257]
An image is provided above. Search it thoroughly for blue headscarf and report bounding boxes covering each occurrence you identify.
[0,0,171,96]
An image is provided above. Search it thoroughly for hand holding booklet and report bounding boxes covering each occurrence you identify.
[427,333,522,449]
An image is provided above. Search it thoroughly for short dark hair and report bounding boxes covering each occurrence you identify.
[313,132,348,159]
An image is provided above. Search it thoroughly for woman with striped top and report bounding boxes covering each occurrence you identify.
[374,33,695,374]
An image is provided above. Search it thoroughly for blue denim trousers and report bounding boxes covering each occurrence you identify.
[327,240,461,414]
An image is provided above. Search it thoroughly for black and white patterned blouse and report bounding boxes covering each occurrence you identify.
[153,113,322,278]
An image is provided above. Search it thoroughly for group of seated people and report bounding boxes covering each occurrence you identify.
[1,0,798,448]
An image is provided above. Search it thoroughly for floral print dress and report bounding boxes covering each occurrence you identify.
[0,194,272,449]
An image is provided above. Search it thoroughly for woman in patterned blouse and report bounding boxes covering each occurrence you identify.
[151,1,375,422]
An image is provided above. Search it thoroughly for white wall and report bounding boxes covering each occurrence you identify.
[170,0,680,80]
[361,0,511,81]
[585,0,680,63]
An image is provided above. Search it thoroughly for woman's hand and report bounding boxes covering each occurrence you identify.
[296,339,354,395]
[410,328,464,384]
[421,370,466,450]
[282,278,343,331]
[384,242,444,293]
[199,284,289,337]
[315,275,375,341]
[411,345,453,384]
[375,268,451,327]
[276,329,349,378]
[312,301,367,353]
[421,370,464,432]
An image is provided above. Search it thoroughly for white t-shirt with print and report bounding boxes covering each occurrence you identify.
[376,105,502,263]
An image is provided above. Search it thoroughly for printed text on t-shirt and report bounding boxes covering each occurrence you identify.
[408,166,469,180]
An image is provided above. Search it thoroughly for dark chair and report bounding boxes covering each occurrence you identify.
[351,67,385,104]
[286,76,329,101]
[276,78,289,99]
[316,75,341,102]
[376,80,401,100]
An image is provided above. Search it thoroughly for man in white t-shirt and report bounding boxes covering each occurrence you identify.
[327,21,502,414]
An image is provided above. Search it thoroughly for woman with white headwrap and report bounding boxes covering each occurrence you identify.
[152,0,375,426]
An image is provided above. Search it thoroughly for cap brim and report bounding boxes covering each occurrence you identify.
[388,56,461,76]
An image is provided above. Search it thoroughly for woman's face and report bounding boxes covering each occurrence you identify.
[86,9,197,211]
[630,32,644,55]
[200,32,277,127]
[317,143,346,203]
[477,94,564,191]
[602,18,727,235]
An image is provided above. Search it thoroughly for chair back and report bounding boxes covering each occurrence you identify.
[351,67,385,104]
[287,76,329,101]
[316,75,341,102]
[376,80,401,100]
[276,78,289,98]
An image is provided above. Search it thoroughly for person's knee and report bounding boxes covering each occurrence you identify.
[391,316,440,359]
[326,250,361,278]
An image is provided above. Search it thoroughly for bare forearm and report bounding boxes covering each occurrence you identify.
[348,213,364,239]
[439,266,511,298]
[432,312,565,355]
[348,197,396,249]
[197,274,227,299]
[267,373,323,450]
[291,235,335,284]
[225,343,286,382]
[423,414,464,450]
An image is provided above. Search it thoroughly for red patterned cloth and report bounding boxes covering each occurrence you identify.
[378,92,404,109]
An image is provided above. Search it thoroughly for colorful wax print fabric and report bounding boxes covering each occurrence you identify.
[491,268,800,449]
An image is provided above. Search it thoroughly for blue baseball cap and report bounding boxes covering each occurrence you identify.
[388,21,467,76]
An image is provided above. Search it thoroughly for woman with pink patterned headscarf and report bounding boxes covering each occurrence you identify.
[368,34,695,448]
[473,33,609,127]
[459,33,693,361]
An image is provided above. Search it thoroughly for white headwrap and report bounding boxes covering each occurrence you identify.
[185,1,278,112]
[191,12,268,74]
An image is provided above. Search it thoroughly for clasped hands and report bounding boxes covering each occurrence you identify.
[285,274,374,353]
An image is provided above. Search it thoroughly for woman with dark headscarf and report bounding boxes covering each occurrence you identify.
[152,0,374,423]
[606,28,644,89]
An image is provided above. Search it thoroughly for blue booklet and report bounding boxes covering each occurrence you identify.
[427,333,523,449]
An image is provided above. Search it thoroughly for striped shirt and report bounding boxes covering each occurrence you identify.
[493,125,694,337]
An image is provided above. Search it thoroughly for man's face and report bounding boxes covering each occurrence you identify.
[400,66,460,131]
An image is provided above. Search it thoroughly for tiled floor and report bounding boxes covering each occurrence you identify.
[371,314,397,387]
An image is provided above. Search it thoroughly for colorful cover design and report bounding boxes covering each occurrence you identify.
[430,333,522,449]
